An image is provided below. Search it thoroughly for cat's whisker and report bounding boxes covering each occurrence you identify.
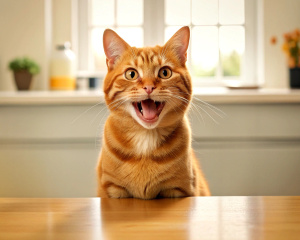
[180,96,218,124]
[197,105,220,124]
[111,98,130,111]
[90,105,108,125]
[170,94,190,106]
[97,108,109,126]
[190,102,205,124]
[169,90,226,123]
[193,101,226,123]
[193,97,227,117]
[91,96,129,127]
[108,96,129,110]
[70,101,103,125]
[71,94,129,126]
[185,102,205,124]
[107,96,128,107]
[165,99,180,115]
[168,87,226,117]
[199,104,225,120]
[170,94,204,124]
[170,93,204,123]
[166,93,189,117]
[166,98,186,116]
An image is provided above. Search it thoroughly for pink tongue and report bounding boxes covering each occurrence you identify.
[141,99,157,120]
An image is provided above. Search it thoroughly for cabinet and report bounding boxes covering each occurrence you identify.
[0,99,300,197]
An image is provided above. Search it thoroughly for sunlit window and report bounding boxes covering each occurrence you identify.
[83,0,254,85]
[90,0,144,70]
[165,0,245,80]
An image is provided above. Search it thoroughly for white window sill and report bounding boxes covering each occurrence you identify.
[0,88,300,105]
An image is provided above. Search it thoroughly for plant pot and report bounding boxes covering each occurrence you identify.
[13,70,33,90]
[289,68,300,88]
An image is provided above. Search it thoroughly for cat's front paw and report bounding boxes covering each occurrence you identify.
[158,188,189,198]
[104,182,132,198]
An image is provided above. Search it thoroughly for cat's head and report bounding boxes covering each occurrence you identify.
[102,26,192,129]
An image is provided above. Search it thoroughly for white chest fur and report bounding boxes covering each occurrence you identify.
[130,129,162,155]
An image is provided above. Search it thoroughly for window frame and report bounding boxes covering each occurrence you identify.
[77,0,258,87]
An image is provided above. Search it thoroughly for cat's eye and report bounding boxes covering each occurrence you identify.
[125,69,139,80]
[158,67,172,79]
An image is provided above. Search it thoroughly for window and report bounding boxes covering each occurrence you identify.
[78,0,257,86]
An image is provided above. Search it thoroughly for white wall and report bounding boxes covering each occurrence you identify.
[0,0,51,91]
[0,0,75,91]
[0,0,300,90]
[263,0,300,88]
[52,0,75,52]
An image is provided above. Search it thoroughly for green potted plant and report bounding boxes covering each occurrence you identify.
[8,57,40,90]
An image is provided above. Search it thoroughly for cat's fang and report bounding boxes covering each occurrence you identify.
[137,102,143,114]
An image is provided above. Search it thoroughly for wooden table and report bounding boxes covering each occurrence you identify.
[0,196,300,240]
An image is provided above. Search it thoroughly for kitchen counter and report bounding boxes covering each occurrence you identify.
[1,88,300,105]
[1,196,300,240]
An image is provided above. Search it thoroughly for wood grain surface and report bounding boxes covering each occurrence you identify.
[0,196,300,240]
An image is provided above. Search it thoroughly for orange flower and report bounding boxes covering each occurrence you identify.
[282,43,289,54]
[284,33,292,41]
[281,29,300,68]
[270,36,277,45]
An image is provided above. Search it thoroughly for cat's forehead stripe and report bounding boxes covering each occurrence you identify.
[133,50,162,66]
[140,52,147,64]
[147,51,154,63]
[126,48,173,72]
[137,54,144,67]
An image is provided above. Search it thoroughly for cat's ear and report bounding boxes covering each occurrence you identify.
[164,26,190,64]
[103,29,130,69]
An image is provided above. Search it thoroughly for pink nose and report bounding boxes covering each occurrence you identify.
[143,86,155,94]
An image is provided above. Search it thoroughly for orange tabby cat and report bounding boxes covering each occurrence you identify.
[97,26,210,199]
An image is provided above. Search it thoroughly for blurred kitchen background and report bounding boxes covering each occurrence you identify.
[0,0,300,197]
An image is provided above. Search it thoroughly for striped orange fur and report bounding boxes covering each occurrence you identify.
[97,26,210,199]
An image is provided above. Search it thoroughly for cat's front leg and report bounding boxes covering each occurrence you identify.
[103,182,132,198]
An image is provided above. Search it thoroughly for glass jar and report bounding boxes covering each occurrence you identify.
[50,42,76,90]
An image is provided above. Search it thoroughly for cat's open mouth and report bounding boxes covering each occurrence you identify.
[132,99,165,123]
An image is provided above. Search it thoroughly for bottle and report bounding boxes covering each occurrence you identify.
[50,42,76,90]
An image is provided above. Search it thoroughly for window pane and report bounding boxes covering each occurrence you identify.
[117,0,143,26]
[116,27,144,47]
[165,0,190,25]
[192,0,218,25]
[91,28,106,70]
[164,26,181,43]
[90,27,143,71]
[91,0,115,25]
[219,26,245,77]
[191,27,218,77]
[219,0,244,24]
